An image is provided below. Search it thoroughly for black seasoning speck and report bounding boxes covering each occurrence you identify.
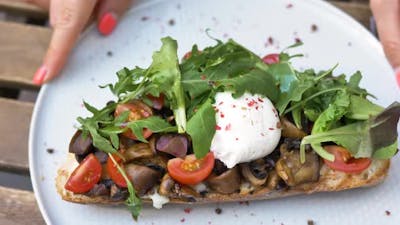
[176,4,181,9]
[307,220,315,225]
[385,210,391,216]
[107,51,113,57]
[311,24,318,32]
[168,19,176,26]
[347,42,352,47]
[215,208,222,215]
[141,16,149,21]
[46,148,54,154]
[268,36,274,45]
[295,37,302,43]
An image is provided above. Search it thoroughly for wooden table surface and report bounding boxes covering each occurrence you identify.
[0,0,373,224]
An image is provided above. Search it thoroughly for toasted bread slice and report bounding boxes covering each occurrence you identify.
[56,153,390,205]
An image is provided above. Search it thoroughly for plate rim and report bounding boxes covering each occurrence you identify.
[28,0,389,224]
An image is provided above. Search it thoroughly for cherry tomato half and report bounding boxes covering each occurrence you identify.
[262,53,280,65]
[323,145,372,174]
[65,154,102,193]
[106,153,127,187]
[167,152,215,185]
[114,100,153,140]
[146,94,165,110]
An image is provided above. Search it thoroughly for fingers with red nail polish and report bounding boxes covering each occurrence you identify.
[96,0,134,36]
[33,65,47,85]
[26,0,134,85]
[395,68,400,88]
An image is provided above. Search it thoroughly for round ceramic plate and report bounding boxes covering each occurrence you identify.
[29,0,400,224]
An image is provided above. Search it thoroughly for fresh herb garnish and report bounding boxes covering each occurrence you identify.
[108,154,141,220]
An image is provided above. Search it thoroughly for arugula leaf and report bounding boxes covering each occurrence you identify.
[108,154,141,220]
[186,99,216,158]
[301,102,400,159]
[125,116,177,142]
[345,95,383,120]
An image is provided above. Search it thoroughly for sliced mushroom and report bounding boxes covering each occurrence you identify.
[275,143,320,186]
[94,150,108,164]
[124,164,162,196]
[122,143,154,162]
[207,166,241,194]
[159,174,175,196]
[69,130,93,155]
[240,159,268,186]
[87,183,109,196]
[156,134,188,158]
[280,117,306,138]
[110,184,128,201]
[173,184,199,202]
[266,170,280,190]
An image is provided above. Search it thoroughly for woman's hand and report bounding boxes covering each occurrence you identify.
[370,0,400,86]
[23,0,134,85]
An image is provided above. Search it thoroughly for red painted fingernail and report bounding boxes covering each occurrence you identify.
[395,67,400,88]
[33,65,47,85]
[98,12,117,36]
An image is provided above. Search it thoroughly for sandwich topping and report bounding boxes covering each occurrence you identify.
[211,92,281,168]
[62,37,400,220]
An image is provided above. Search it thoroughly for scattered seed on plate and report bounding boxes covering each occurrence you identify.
[46,148,54,154]
[215,207,222,215]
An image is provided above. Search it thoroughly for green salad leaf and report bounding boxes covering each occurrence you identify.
[301,102,400,160]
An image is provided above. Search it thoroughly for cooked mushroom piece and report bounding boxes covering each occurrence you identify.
[240,159,268,186]
[87,183,110,196]
[266,170,281,190]
[275,143,320,186]
[173,184,199,202]
[207,166,241,194]
[280,117,306,138]
[159,174,175,196]
[110,184,128,201]
[156,134,188,158]
[124,164,162,196]
[69,130,93,155]
[122,143,154,162]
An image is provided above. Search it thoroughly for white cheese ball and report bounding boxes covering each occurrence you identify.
[210,92,281,168]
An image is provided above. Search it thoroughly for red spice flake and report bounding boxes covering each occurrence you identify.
[311,24,318,32]
[180,218,185,223]
[260,133,265,136]
[255,106,259,110]
[295,37,302,43]
[268,37,274,45]
[247,99,257,107]
[232,104,236,108]
[385,210,391,216]
[239,201,250,206]
[257,97,264,103]
[215,125,222,130]
[183,208,192,214]
[225,123,231,131]
[268,128,275,130]
[235,137,239,141]
[218,101,224,105]
[276,122,282,129]
[200,75,207,80]
[286,3,293,8]
[220,112,225,118]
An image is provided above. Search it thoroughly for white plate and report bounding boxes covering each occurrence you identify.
[29,0,400,224]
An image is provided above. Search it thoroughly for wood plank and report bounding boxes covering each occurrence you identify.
[328,1,372,28]
[0,0,47,19]
[0,97,33,174]
[0,21,50,90]
[0,186,45,225]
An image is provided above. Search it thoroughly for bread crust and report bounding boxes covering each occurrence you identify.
[56,153,390,205]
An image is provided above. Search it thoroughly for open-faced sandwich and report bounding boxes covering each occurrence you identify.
[56,37,400,220]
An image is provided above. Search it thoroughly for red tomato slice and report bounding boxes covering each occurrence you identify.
[65,154,102,193]
[114,100,153,140]
[146,94,165,110]
[323,145,372,174]
[106,153,127,188]
[262,53,280,65]
[167,152,215,185]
